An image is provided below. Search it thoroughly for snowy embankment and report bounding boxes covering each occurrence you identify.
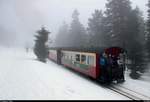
[118,69,150,98]
[0,46,128,100]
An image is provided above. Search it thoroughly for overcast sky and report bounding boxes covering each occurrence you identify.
[0,0,148,47]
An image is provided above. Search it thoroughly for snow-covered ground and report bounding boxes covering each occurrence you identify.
[0,46,128,100]
[0,46,149,100]
[117,70,150,98]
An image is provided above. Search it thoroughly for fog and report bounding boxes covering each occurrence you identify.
[0,0,148,48]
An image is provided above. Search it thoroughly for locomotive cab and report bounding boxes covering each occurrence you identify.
[100,47,126,83]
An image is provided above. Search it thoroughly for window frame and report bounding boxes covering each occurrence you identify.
[75,54,80,62]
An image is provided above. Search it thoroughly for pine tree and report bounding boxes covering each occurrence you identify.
[34,27,50,63]
[105,0,145,79]
[68,9,87,47]
[87,10,106,47]
[105,0,132,47]
[55,22,69,47]
[128,7,146,79]
[146,0,150,60]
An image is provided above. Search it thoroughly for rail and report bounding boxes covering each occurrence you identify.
[108,85,150,100]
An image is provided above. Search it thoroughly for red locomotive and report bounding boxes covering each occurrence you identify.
[48,47,126,83]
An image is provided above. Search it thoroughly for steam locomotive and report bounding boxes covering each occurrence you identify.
[48,47,126,83]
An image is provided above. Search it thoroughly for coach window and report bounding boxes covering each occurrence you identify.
[63,53,65,59]
[67,55,69,59]
[76,54,80,62]
[62,52,65,58]
[88,56,95,66]
[87,56,90,65]
[62,53,65,58]
[65,53,68,59]
[81,55,86,64]
[68,53,70,59]
[72,54,75,61]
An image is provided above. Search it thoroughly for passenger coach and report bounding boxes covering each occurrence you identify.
[48,47,126,83]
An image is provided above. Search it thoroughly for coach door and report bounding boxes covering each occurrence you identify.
[57,49,61,64]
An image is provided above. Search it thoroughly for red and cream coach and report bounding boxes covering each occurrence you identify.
[48,47,126,83]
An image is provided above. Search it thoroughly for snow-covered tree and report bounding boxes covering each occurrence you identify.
[34,27,50,63]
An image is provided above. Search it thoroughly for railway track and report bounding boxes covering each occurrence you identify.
[117,85,150,100]
[64,70,150,100]
[108,85,150,100]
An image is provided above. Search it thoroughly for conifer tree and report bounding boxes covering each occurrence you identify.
[34,27,50,63]
[105,0,132,47]
[128,7,146,79]
[55,22,69,47]
[87,10,106,47]
[105,0,145,79]
[68,9,87,47]
[146,0,150,60]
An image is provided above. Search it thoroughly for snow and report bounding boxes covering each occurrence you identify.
[0,46,128,100]
[1,46,150,100]
[115,70,150,100]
